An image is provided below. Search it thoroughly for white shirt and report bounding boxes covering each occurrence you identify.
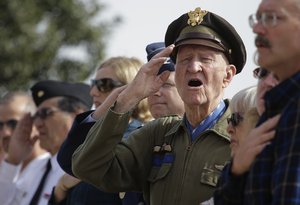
[0,153,65,205]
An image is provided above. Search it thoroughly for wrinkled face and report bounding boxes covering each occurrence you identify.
[0,97,29,153]
[147,72,185,118]
[89,67,121,108]
[34,97,75,155]
[175,45,234,108]
[253,0,300,80]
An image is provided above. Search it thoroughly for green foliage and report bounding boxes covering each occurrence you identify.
[0,0,121,94]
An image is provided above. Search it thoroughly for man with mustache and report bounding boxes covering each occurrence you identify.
[72,7,246,205]
[213,0,300,204]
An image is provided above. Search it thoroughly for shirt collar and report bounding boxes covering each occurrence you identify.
[164,99,231,142]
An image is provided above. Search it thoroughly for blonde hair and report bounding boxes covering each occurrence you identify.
[97,57,152,122]
[230,86,259,129]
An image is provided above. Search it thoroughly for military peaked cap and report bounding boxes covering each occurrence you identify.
[165,7,246,74]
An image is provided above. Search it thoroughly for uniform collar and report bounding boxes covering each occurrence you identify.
[164,99,231,142]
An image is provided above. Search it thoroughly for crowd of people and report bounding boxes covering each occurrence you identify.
[1,0,300,204]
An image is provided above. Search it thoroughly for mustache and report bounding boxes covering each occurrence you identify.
[255,35,271,47]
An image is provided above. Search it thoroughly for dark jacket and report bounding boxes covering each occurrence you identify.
[53,111,145,205]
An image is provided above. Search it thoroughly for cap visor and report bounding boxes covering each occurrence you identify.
[176,39,225,52]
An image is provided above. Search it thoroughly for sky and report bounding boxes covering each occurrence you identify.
[100,0,261,98]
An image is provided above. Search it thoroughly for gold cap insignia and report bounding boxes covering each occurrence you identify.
[187,7,208,27]
[37,90,44,98]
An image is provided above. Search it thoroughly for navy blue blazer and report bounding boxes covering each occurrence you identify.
[57,111,94,176]
[55,111,145,205]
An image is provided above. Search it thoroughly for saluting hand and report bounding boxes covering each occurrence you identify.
[115,44,175,113]
[5,113,38,165]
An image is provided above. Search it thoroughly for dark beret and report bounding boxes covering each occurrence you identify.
[165,7,246,74]
[146,42,175,75]
[30,80,93,108]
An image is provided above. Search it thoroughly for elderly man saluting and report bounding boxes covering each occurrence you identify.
[72,7,246,205]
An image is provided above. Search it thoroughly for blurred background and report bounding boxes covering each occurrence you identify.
[0,0,260,98]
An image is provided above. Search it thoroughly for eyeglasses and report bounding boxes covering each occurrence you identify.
[249,12,283,28]
[253,67,270,80]
[0,119,18,130]
[33,107,59,120]
[91,78,124,93]
[227,112,243,127]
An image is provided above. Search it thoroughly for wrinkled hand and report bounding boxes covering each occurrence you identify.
[5,113,38,165]
[115,45,175,113]
[231,114,280,175]
[54,173,81,202]
[128,46,174,98]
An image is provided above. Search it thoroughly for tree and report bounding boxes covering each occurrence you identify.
[0,0,121,95]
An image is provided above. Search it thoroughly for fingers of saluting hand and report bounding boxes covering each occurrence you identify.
[143,44,175,75]
[151,44,175,60]
[13,113,34,141]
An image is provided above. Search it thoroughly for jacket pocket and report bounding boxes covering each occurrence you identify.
[148,153,174,183]
[200,163,222,187]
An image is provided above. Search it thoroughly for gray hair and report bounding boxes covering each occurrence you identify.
[230,86,257,115]
[0,91,36,115]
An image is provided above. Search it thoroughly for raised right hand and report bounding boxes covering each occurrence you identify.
[114,44,175,113]
[5,113,37,165]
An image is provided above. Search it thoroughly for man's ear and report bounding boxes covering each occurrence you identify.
[223,64,236,88]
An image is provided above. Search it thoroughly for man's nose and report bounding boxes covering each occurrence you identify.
[187,61,203,73]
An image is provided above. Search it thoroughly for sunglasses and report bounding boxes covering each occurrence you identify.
[227,112,243,127]
[33,107,59,120]
[0,119,18,130]
[253,67,270,80]
[91,78,124,93]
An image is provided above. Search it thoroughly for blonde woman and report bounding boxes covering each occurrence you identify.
[51,56,151,205]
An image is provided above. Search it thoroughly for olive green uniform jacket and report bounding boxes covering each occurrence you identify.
[72,100,231,205]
